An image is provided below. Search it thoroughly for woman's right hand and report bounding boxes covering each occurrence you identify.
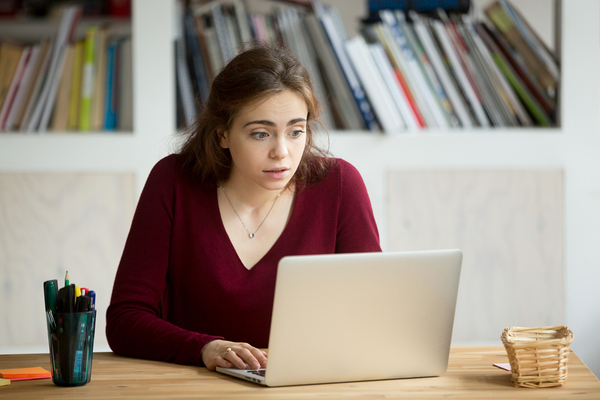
[201,339,268,371]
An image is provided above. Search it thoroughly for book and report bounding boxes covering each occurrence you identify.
[0,46,31,131]
[396,11,452,129]
[193,10,225,81]
[379,10,437,128]
[471,23,531,126]
[68,39,85,131]
[51,43,76,131]
[19,40,54,132]
[476,20,551,126]
[312,0,379,131]
[0,41,24,113]
[500,0,559,88]
[27,5,81,132]
[175,0,197,128]
[79,26,98,131]
[304,13,364,130]
[370,21,426,128]
[274,5,335,129]
[3,44,41,131]
[484,1,556,97]
[91,26,108,131]
[184,6,210,104]
[368,0,471,13]
[345,36,405,133]
[480,21,555,117]
[449,13,508,127]
[211,2,236,65]
[103,39,120,131]
[456,15,518,126]
[118,37,133,131]
[369,42,419,130]
[430,12,490,127]
[410,12,474,128]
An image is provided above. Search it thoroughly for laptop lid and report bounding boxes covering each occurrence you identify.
[263,249,462,387]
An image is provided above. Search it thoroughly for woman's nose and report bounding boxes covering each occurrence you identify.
[270,137,289,159]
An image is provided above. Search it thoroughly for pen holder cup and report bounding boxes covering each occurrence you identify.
[46,310,96,386]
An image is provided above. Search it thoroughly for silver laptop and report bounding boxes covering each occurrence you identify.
[217,249,462,387]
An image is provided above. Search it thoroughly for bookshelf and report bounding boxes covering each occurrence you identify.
[1,0,599,378]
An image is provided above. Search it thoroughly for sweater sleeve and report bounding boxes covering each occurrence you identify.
[335,159,382,253]
[106,156,223,366]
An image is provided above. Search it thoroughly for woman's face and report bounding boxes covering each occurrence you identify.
[219,90,308,192]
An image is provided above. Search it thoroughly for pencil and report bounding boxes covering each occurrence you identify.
[65,271,70,287]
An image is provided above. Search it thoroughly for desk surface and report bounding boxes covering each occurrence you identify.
[1,346,599,399]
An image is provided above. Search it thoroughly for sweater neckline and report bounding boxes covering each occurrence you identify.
[213,186,299,271]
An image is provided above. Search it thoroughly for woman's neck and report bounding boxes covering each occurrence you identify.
[220,178,293,211]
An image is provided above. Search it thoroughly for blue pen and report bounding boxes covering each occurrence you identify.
[87,291,96,310]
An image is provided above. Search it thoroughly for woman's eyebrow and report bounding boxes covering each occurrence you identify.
[243,118,307,128]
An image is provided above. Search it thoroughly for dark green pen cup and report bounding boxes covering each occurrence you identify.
[45,310,96,386]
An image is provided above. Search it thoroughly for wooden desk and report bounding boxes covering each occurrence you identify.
[1,347,599,399]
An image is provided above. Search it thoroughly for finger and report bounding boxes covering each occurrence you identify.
[222,349,248,370]
[215,358,234,369]
[232,347,262,370]
[248,347,268,368]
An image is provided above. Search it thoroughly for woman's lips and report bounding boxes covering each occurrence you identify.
[264,168,289,179]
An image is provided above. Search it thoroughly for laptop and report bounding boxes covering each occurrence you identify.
[217,249,462,387]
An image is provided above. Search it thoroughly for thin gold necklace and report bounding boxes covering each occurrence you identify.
[221,185,283,239]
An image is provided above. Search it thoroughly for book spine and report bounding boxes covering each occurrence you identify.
[19,40,54,132]
[4,45,40,131]
[380,10,437,128]
[368,0,471,13]
[369,42,418,130]
[431,17,490,127]
[411,13,474,128]
[68,39,84,131]
[79,27,97,132]
[104,41,117,131]
[91,27,108,131]
[0,47,31,131]
[312,0,379,131]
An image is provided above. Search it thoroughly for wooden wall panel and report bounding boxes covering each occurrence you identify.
[0,174,135,350]
[387,170,563,343]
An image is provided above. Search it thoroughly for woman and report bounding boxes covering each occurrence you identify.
[106,43,381,371]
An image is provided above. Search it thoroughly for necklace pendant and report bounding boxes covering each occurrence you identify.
[249,233,255,239]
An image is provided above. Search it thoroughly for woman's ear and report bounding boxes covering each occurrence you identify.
[218,129,229,149]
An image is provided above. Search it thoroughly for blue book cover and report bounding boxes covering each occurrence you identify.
[104,40,118,131]
[368,0,471,14]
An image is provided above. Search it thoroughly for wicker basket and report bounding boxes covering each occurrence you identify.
[501,326,574,388]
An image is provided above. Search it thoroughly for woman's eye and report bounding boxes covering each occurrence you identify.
[252,131,269,139]
[290,130,304,138]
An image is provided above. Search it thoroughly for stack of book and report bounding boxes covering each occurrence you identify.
[0,6,133,133]
[176,0,558,132]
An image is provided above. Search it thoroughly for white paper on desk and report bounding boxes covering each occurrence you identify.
[493,363,512,371]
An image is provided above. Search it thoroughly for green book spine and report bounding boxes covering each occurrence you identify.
[79,27,97,131]
[492,53,550,127]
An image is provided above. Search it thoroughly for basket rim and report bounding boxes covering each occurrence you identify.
[501,325,574,346]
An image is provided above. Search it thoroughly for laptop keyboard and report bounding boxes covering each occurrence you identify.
[248,369,266,377]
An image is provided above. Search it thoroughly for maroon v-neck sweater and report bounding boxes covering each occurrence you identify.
[106,154,381,366]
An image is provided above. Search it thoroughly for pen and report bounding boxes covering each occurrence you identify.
[87,291,96,310]
[43,280,58,313]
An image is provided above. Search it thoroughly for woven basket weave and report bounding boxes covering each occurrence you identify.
[501,326,574,388]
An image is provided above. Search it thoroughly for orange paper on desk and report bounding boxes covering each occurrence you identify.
[0,367,51,379]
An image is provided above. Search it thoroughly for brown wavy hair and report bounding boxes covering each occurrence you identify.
[178,42,331,186]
